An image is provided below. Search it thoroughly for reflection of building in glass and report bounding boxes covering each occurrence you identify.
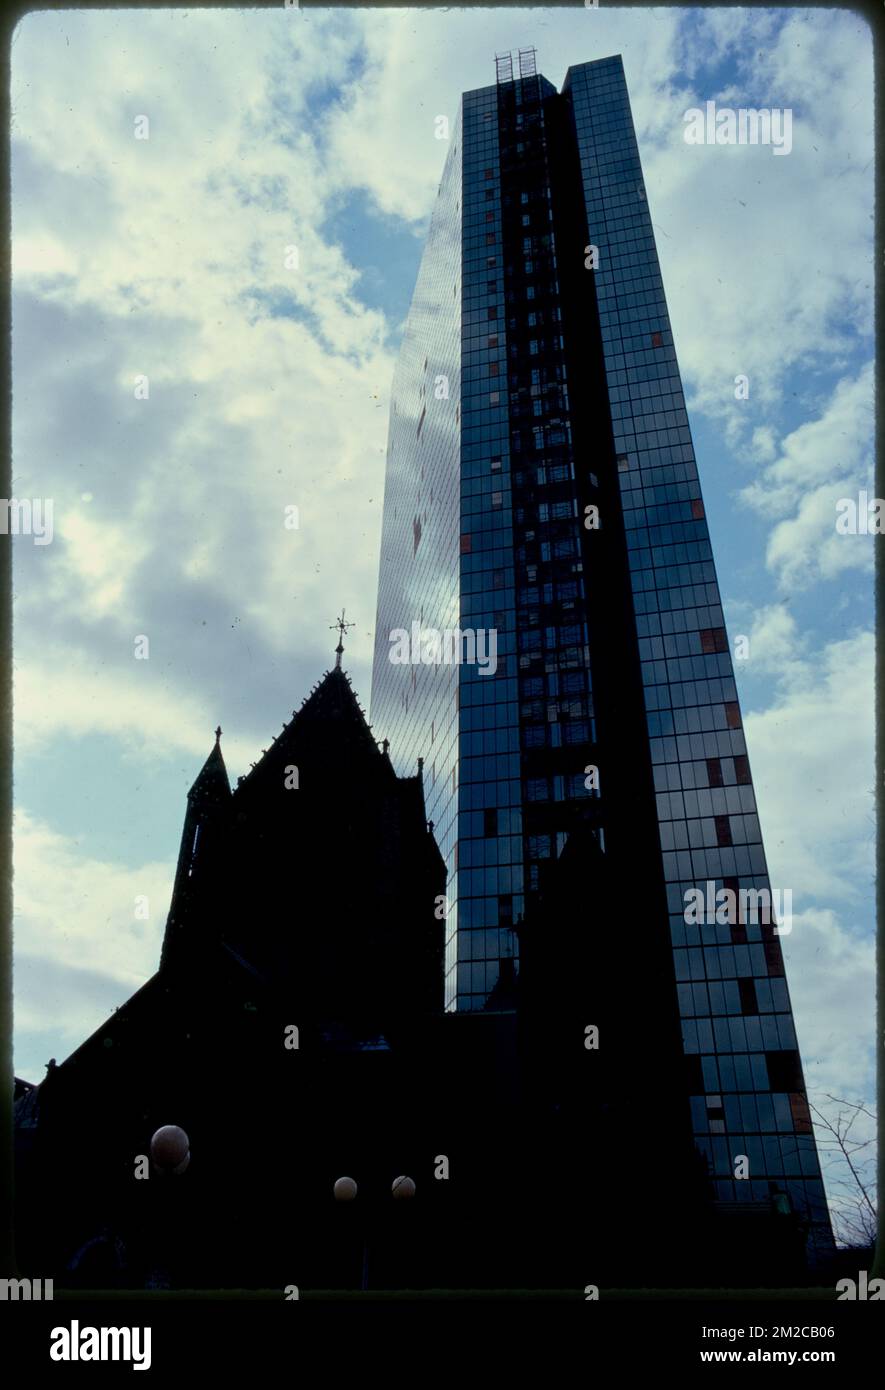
[371,52,832,1259]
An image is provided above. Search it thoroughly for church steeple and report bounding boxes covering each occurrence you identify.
[187,726,231,806]
[162,728,232,970]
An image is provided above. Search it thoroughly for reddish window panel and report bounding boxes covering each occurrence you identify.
[734,754,751,785]
[489,362,499,376]
[486,233,495,246]
[487,306,498,319]
[484,168,494,179]
[724,702,742,729]
[488,335,499,348]
[460,534,472,554]
[706,757,723,788]
[715,815,732,847]
[789,1093,813,1134]
[701,628,728,654]
[485,211,494,223]
[691,498,705,519]
[651,331,663,347]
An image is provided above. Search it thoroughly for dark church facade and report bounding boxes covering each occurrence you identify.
[14,657,817,1293]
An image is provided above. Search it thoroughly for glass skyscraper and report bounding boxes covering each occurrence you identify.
[371,51,831,1254]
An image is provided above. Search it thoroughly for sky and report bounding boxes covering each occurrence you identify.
[10,6,875,1238]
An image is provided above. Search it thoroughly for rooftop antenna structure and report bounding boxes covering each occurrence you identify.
[495,51,514,85]
[517,47,537,79]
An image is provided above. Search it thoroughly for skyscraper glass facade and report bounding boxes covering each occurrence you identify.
[371,52,831,1253]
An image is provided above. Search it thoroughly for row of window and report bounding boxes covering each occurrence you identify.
[682,1011,794,1054]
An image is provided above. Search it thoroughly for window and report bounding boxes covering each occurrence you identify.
[734,755,751,785]
[484,808,497,837]
[789,1093,813,1134]
[706,1095,725,1134]
[766,1050,803,1092]
[701,628,728,654]
[491,457,502,471]
[715,815,732,847]
[706,758,723,788]
[738,978,757,1015]
[651,331,663,348]
[763,938,784,976]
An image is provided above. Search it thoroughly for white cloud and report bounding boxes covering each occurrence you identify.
[13,809,172,1073]
[737,363,874,590]
[783,906,874,1101]
[745,627,874,903]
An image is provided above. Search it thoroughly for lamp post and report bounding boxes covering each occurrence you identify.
[333,1173,416,1291]
[143,1125,190,1289]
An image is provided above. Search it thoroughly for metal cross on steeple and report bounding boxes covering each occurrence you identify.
[330,609,355,668]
